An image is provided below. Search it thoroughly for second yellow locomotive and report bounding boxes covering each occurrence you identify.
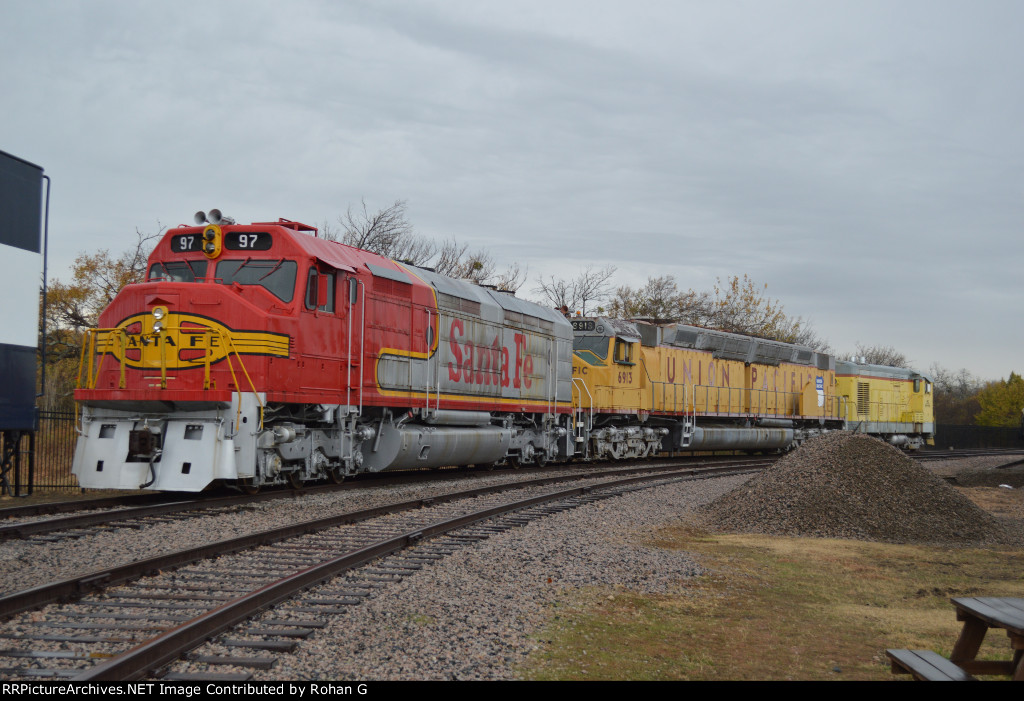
[568,316,933,459]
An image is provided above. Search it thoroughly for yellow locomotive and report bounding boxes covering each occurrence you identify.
[568,317,933,459]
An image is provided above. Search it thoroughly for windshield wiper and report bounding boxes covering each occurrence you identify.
[256,258,285,283]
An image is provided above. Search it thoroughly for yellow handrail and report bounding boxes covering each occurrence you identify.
[77,325,266,432]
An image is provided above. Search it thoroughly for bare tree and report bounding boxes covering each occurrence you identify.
[327,200,528,292]
[848,343,910,368]
[608,275,696,320]
[489,262,528,293]
[534,275,573,311]
[534,265,617,316]
[573,265,617,315]
[928,363,985,424]
[775,316,833,352]
[432,239,487,279]
[333,199,437,265]
[604,273,831,350]
[928,363,984,399]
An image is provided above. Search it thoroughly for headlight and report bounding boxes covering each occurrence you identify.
[202,225,222,259]
[153,321,164,333]
[152,307,166,320]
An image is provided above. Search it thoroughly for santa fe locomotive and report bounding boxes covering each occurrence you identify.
[72,214,934,492]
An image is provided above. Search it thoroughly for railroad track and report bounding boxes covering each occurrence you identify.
[5,447,1019,544]
[0,456,761,543]
[0,460,763,681]
[912,448,1024,469]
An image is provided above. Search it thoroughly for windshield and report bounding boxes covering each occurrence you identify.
[215,259,297,302]
[148,261,208,283]
[573,335,610,360]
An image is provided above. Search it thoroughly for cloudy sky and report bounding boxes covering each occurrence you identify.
[3,0,1021,380]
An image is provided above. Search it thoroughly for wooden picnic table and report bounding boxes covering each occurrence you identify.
[949,597,1024,680]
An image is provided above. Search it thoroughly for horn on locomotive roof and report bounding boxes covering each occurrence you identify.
[194,211,208,225]
[208,209,235,225]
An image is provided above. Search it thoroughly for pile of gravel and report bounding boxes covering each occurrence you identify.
[703,432,1019,545]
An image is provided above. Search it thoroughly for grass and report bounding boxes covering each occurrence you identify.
[522,525,1024,680]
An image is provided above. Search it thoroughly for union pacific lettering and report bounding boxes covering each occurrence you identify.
[666,357,694,384]
[749,366,827,392]
[665,355,827,393]
[447,318,533,389]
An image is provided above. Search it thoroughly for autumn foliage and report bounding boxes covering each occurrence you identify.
[974,372,1024,428]
[41,229,160,409]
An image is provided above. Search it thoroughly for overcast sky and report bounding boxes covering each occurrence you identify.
[3,0,1021,380]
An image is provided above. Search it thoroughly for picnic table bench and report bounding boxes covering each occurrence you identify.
[887,597,1024,681]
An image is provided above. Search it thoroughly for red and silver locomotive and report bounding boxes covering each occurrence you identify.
[73,213,574,491]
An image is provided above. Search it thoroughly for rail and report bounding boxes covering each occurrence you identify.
[60,462,762,680]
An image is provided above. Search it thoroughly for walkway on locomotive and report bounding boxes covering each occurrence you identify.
[570,316,842,425]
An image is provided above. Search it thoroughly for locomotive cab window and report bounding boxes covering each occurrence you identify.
[215,259,298,303]
[574,335,610,360]
[305,267,336,312]
[148,260,208,283]
[613,339,635,365]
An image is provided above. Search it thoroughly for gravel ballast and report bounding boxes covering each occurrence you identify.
[182,474,750,681]
[3,439,1022,681]
[703,432,1023,545]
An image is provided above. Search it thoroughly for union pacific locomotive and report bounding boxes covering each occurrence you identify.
[72,214,934,492]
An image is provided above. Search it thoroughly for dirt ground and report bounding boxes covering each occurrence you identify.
[926,455,1024,520]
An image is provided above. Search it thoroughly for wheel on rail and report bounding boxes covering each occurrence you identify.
[239,479,260,495]
[327,468,345,484]
[510,443,535,469]
[286,471,304,489]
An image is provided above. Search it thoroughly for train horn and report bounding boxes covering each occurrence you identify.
[194,211,208,225]
[208,209,235,225]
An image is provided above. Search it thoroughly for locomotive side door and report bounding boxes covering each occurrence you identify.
[338,273,363,411]
[298,263,342,395]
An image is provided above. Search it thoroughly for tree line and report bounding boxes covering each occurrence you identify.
[39,199,1023,427]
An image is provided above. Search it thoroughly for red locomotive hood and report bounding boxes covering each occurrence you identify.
[97,279,292,330]
[87,279,291,385]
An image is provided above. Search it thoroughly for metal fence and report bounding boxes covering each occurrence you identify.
[932,424,1024,450]
[1,410,80,495]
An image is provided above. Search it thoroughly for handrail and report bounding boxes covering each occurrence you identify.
[76,326,265,432]
[425,308,433,413]
[357,280,366,416]
[570,377,593,458]
[645,377,844,422]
